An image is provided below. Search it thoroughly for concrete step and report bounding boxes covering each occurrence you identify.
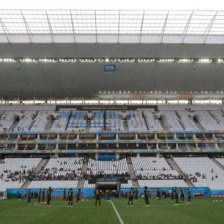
[20,158,50,189]
[77,179,85,189]
[127,160,139,188]
[77,161,88,188]
[165,157,195,187]
[196,121,205,131]
[20,180,31,189]
[142,111,149,130]
[9,120,19,131]
[210,158,224,171]
[46,117,54,131]
[81,162,88,174]
[34,158,50,174]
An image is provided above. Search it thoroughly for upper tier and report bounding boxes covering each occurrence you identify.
[1,105,224,133]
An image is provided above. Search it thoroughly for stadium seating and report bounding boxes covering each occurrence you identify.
[28,180,78,189]
[30,111,52,131]
[0,107,224,132]
[127,111,147,131]
[0,111,18,131]
[143,111,163,131]
[173,157,224,189]
[195,110,224,131]
[160,111,184,131]
[67,111,87,131]
[51,112,70,131]
[131,157,171,171]
[83,180,133,188]
[132,157,186,187]
[121,180,133,188]
[106,111,125,131]
[216,158,224,167]
[176,111,200,131]
[14,111,37,131]
[138,179,188,188]
[0,158,41,191]
[89,111,104,131]
[87,158,129,175]
[41,157,83,177]
[84,180,96,188]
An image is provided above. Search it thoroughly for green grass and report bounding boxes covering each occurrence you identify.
[0,198,224,224]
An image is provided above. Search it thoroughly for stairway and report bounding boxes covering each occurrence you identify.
[165,157,195,187]
[77,161,88,188]
[65,112,72,130]
[9,120,19,131]
[86,119,91,131]
[142,111,149,130]
[77,179,85,189]
[20,158,49,189]
[20,180,31,189]
[34,158,49,174]
[127,159,139,188]
[103,111,106,130]
[123,119,128,131]
[210,158,224,171]
[46,117,54,130]
[196,122,205,131]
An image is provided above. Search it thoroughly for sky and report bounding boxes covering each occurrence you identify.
[0,0,223,10]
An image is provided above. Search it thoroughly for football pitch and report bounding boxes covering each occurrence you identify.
[0,198,223,224]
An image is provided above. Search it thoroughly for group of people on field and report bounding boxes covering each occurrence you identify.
[26,186,192,208]
[126,187,192,207]
[27,187,81,207]
[27,187,53,206]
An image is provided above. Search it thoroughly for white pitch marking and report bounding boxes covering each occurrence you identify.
[110,200,125,224]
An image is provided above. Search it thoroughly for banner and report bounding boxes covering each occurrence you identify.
[104,64,116,72]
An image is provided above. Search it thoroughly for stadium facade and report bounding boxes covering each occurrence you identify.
[0,9,224,200]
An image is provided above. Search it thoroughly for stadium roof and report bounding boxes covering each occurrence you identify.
[1,10,224,44]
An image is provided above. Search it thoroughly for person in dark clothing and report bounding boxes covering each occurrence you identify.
[134,189,138,201]
[67,188,74,207]
[180,188,184,202]
[127,188,134,207]
[76,188,81,204]
[47,187,53,206]
[171,188,175,201]
[187,189,192,203]
[63,188,67,202]
[95,188,101,207]
[37,189,41,204]
[144,186,150,207]
[27,189,31,205]
[42,189,45,202]
[107,190,111,200]
[175,188,179,205]
[156,189,161,200]
[17,191,21,200]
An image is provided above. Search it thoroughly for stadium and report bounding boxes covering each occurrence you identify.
[0,1,224,223]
